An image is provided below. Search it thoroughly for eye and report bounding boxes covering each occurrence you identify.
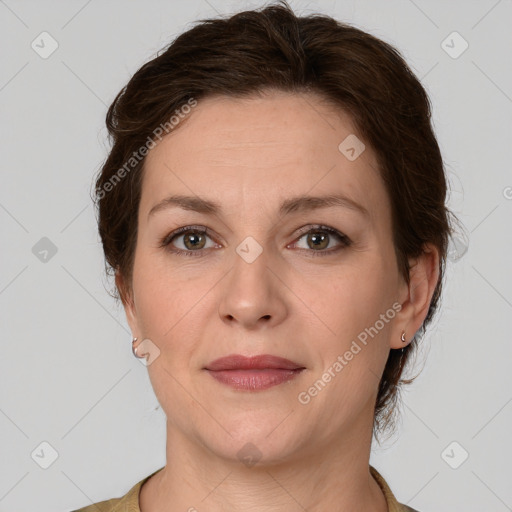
[289,225,352,257]
[159,225,218,257]
[159,224,351,258]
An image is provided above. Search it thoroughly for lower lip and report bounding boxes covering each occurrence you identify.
[205,368,303,390]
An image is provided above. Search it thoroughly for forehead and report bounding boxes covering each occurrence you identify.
[140,91,387,225]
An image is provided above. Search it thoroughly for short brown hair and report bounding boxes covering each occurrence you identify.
[93,0,460,440]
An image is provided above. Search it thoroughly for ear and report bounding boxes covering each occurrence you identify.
[115,269,140,338]
[391,243,441,349]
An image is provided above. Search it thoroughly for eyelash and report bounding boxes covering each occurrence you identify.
[158,224,352,258]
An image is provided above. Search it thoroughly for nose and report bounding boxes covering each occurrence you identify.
[217,245,288,331]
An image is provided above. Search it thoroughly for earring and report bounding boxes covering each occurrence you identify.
[398,331,408,374]
[132,337,144,359]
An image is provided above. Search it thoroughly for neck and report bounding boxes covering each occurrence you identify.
[140,407,387,512]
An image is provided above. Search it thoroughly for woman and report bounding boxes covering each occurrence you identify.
[74,1,456,510]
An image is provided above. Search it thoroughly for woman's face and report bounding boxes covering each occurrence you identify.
[122,91,411,463]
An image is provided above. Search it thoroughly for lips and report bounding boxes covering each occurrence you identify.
[204,354,305,391]
[205,354,304,371]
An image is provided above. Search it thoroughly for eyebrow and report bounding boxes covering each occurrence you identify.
[147,193,369,220]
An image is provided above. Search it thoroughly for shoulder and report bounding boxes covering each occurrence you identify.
[71,496,123,512]
[70,466,165,512]
[369,465,422,512]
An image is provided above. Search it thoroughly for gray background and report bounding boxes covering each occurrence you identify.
[1,0,511,511]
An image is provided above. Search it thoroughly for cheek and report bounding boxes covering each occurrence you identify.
[302,263,394,391]
[132,255,216,361]
[307,262,387,333]
[133,251,194,323]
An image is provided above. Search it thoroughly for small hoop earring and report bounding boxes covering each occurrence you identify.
[132,337,144,359]
[399,332,407,374]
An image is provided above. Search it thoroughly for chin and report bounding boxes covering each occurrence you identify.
[198,417,307,468]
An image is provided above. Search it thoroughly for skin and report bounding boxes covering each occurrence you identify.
[117,90,440,511]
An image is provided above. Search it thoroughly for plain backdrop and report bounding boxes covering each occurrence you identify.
[1,1,511,511]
